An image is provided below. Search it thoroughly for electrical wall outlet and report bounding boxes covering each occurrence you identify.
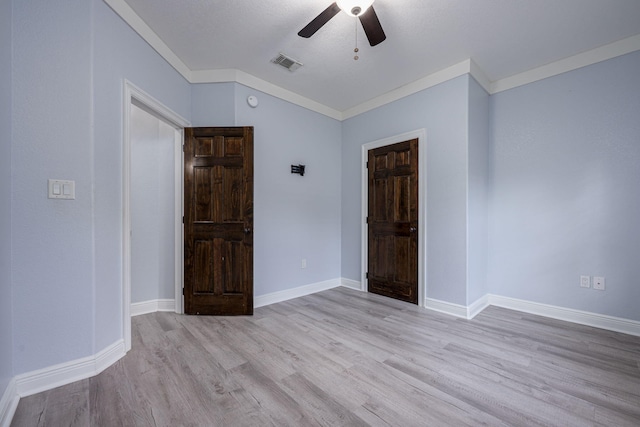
[580,275,590,288]
[593,276,605,290]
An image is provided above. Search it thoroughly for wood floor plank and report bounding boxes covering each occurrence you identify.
[347,357,508,427]
[11,287,640,426]
[12,379,90,427]
[89,361,156,427]
[228,362,312,426]
[279,373,370,426]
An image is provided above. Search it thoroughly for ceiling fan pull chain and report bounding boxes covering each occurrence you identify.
[354,18,359,60]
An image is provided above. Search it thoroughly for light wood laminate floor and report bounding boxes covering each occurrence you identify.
[12,287,640,426]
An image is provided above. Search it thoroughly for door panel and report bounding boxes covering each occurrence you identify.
[193,239,214,294]
[368,139,418,304]
[184,127,253,315]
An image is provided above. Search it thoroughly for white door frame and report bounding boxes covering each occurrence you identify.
[123,80,190,351]
[361,129,427,307]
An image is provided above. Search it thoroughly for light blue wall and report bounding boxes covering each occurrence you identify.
[191,83,236,126]
[489,51,640,320]
[0,0,13,396]
[234,85,343,296]
[342,76,470,305]
[467,78,490,304]
[130,105,176,303]
[11,0,95,374]
[92,0,191,351]
[10,0,192,375]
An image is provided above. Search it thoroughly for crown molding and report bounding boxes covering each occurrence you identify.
[104,1,640,120]
[469,59,492,93]
[341,59,475,120]
[191,69,343,121]
[490,34,640,94]
[342,59,492,120]
[190,68,238,83]
[103,0,192,80]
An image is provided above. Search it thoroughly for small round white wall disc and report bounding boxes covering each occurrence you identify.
[247,95,258,108]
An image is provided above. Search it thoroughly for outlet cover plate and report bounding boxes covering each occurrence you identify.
[580,275,590,288]
[593,276,605,290]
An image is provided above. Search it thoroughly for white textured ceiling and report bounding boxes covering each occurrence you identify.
[121,0,640,112]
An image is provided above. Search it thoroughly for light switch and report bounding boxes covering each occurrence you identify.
[48,179,75,200]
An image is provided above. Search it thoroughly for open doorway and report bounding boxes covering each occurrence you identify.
[123,80,190,351]
[130,104,178,313]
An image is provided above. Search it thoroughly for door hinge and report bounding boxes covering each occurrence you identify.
[366,161,369,168]
[182,144,185,152]
[366,216,369,223]
[366,272,369,279]
[182,288,185,295]
[182,216,184,224]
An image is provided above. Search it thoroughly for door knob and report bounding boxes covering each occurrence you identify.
[410,227,417,232]
[244,228,251,234]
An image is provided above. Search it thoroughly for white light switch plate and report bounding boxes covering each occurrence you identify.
[48,179,75,199]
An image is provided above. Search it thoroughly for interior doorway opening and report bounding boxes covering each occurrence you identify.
[130,103,179,312]
[122,80,190,351]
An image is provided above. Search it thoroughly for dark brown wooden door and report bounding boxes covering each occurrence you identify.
[367,139,418,304]
[184,127,253,315]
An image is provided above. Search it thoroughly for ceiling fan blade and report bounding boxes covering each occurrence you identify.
[359,5,386,46]
[298,2,341,38]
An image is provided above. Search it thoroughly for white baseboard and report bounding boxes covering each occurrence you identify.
[131,299,176,317]
[487,294,640,337]
[15,339,126,398]
[425,295,496,319]
[95,339,127,374]
[0,378,18,427]
[424,298,470,319]
[424,295,489,320]
[340,278,362,290]
[468,294,491,319]
[425,293,640,336]
[254,278,342,308]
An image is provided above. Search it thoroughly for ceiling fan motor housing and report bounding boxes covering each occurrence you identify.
[337,0,375,17]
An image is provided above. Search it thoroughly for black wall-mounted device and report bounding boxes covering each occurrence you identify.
[291,164,305,176]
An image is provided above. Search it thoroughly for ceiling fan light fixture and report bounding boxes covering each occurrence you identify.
[298,0,385,48]
[336,0,375,17]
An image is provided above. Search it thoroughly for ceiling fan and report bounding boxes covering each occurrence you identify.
[298,0,386,47]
